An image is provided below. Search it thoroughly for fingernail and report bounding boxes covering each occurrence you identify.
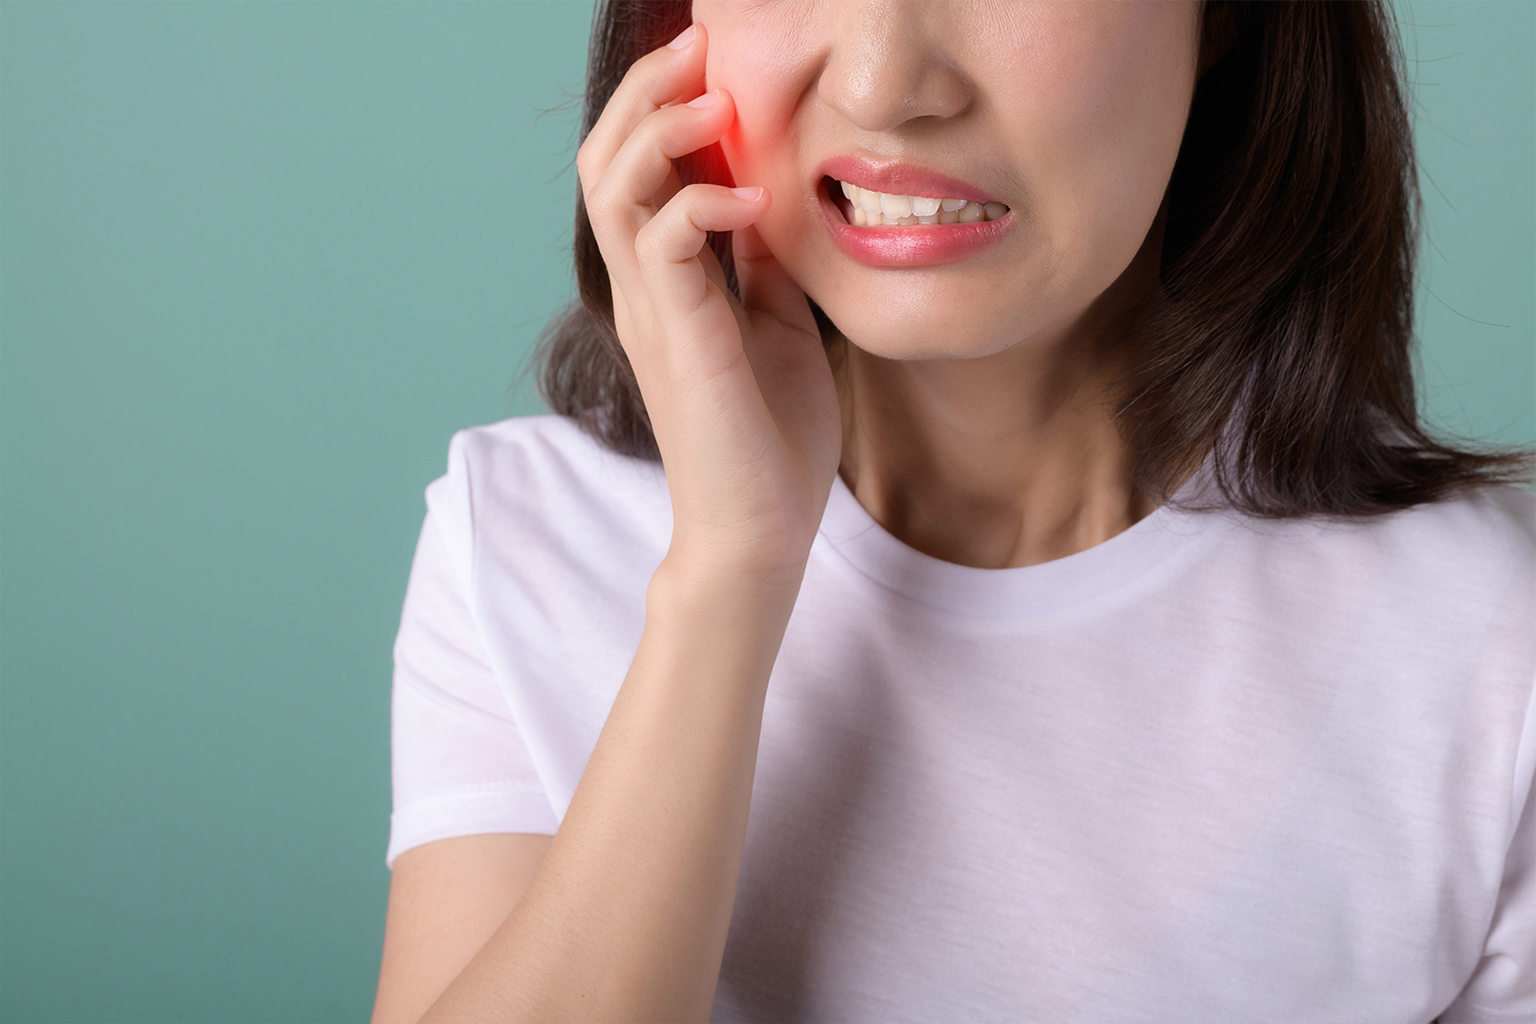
[667,24,696,50]
[731,186,763,202]
[686,90,719,109]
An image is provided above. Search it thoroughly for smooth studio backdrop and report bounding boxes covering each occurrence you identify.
[1,3,1531,1021]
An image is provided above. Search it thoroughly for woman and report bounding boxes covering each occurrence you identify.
[372,2,1533,1020]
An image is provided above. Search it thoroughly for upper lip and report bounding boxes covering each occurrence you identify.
[816,155,1001,205]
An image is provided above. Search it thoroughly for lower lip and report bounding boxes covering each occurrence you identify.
[818,188,1012,268]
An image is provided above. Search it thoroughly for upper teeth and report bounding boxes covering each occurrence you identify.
[838,179,1008,226]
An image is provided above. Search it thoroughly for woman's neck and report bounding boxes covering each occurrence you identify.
[834,334,1152,570]
[829,240,1172,570]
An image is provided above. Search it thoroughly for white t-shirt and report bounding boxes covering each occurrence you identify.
[387,414,1536,1023]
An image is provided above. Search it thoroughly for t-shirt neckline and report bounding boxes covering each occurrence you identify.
[815,465,1219,620]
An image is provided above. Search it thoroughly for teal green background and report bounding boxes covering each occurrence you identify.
[1,2,1530,1022]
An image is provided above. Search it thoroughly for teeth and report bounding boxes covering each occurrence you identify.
[879,193,912,220]
[835,180,1007,227]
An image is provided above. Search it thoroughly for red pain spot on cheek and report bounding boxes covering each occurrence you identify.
[713,123,752,188]
[689,142,737,189]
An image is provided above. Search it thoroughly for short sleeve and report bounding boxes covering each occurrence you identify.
[384,437,559,869]
[1440,675,1536,1021]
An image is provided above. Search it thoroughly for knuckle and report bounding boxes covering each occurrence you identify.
[585,178,618,222]
[621,114,663,157]
[633,216,667,263]
[626,45,670,86]
[583,182,605,217]
[637,105,689,155]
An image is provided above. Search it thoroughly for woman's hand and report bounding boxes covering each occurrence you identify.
[576,23,842,584]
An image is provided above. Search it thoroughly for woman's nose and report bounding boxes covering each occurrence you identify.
[816,0,972,133]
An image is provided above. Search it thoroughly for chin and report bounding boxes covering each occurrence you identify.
[802,279,1036,362]
[786,238,1085,365]
[814,304,1020,363]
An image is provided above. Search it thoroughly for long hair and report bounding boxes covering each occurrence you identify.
[535,0,1530,516]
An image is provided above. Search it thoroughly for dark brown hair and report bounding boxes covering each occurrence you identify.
[535,0,1530,516]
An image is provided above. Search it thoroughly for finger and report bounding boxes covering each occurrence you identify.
[576,23,707,198]
[652,162,685,215]
[603,187,744,370]
[587,89,737,253]
[630,183,769,352]
[733,223,816,335]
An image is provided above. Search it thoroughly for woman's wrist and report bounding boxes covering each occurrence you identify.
[652,542,807,602]
[646,547,806,660]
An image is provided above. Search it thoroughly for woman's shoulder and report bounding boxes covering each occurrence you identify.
[1318,484,1532,572]
[423,414,672,580]
[1367,485,1533,606]
[441,413,665,500]
[1215,484,1534,636]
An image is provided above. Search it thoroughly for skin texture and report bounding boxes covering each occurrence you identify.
[373,835,553,1024]
[698,0,1202,567]
[371,4,1203,1020]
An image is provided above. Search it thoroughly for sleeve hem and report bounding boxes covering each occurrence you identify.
[385,782,559,869]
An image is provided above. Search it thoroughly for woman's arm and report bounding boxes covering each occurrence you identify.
[413,562,802,1022]
[385,22,841,1023]
[371,834,554,1024]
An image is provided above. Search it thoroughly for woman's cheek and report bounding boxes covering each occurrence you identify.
[713,88,765,187]
[705,51,797,192]
[988,15,1193,299]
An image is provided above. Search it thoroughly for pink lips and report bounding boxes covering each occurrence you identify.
[816,156,1012,269]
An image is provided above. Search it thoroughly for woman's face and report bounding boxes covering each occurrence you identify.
[694,0,1202,361]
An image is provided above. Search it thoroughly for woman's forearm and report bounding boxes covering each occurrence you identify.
[418,553,802,1023]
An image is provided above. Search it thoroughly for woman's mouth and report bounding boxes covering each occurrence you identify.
[823,176,1010,227]
[817,174,1013,268]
